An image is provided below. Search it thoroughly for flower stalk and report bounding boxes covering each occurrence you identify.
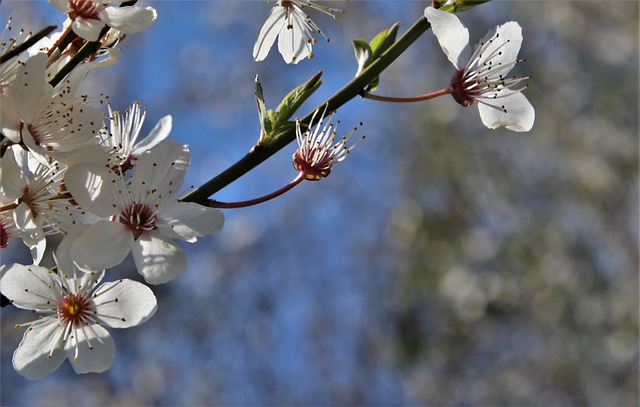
[0,25,57,64]
[206,173,305,209]
[361,87,452,103]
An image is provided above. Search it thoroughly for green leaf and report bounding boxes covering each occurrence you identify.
[255,75,272,135]
[274,71,323,124]
[370,23,399,60]
[438,0,492,13]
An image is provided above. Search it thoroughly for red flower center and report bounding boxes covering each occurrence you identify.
[0,223,8,248]
[450,69,476,107]
[57,292,94,326]
[120,203,156,239]
[293,148,333,181]
[69,0,103,21]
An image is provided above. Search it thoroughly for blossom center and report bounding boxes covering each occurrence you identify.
[26,123,43,146]
[293,148,333,180]
[0,223,8,248]
[119,203,156,239]
[57,292,93,326]
[450,69,476,107]
[69,0,104,21]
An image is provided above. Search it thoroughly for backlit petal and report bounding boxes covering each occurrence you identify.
[132,232,187,285]
[93,279,157,328]
[129,139,189,194]
[424,6,470,69]
[71,220,134,271]
[72,18,105,42]
[131,115,172,157]
[65,324,115,374]
[477,91,535,132]
[0,264,60,310]
[474,21,522,71]
[277,8,312,64]
[101,6,157,34]
[65,163,123,217]
[159,202,224,242]
[12,318,66,380]
[253,6,287,62]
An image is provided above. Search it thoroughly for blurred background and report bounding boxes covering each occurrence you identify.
[1,1,638,405]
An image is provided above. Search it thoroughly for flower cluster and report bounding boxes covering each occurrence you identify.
[1,0,535,382]
[1,4,223,378]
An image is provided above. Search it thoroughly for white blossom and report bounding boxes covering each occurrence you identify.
[0,52,104,161]
[101,102,171,167]
[0,259,157,380]
[253,1,339,64]
[0,145,81,263]
[48,0,157,42]
[293,107,363,180]
[424,6,535,132]
[64,139,225,284]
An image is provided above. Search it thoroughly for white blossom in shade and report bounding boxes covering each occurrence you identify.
[0,213,20,248]
[424,6,535,132]
[0,145,81,263]
[100,102,171,168]
[64,139,225,284]
[0,52,104,160]
[253,1,341,64]
[48,0,157,42]
[0,209,46,265]
[0,18,37,94]
[0,155,44,261]
[292,107,364,180]
[0,259,157,380]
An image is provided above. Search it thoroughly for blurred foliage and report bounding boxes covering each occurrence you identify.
[385,2,638,405]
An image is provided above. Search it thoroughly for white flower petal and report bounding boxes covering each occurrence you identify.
[278,8,312,64]
[131,115,172,157]
[159,202,224,242]
[55,227,92,273]
[477,91,535,132]
[253,6,288,62]
[28,234,47,265]
[0,264,60,310]
[130,139,189,192]
[0,146,29,200]
[72,18,105,42]
[71,220,134,271]
[13,318,67,380]
[93,279,157,328]
[101,6,157,34]
[0,94,21,142]
[48,0,70,13]
[424,6,470,69]
[12,202,39,235]
[475,21,522,70]
[53,144,111,166]
[132,232,187,285]
[65,164,122,217]
[59,266,104,297]
[65,324,115,374]
[13,53,49,121]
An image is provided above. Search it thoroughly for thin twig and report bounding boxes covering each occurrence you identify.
[0,25,57,64]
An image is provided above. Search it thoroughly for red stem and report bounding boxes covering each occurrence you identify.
[362,87,451,103]
[207,173,305,209]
